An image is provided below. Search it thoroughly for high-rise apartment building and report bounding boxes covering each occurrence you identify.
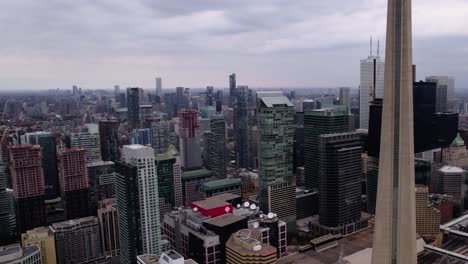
[21,226,57,264]
[0,145,16,245]
[99,119,120,161]
[436,166,465,211]
[57,148,89,219]
[257,93,296,227]
[206,86,214,107]
[318,132,362,228]
[179,110,202,169]
[360,41,385,129]
[9,145,46,233]
[304,108,349,190]
[127,87,142,130]
[119,145,162,258]
[25,132,59,198]
[52,216,103,264]
[209,115,226,179]
[415,186,440,238]
[229,73,236,107]
[155,145,183,221]
[97,198,120,258]
[156,77,162,97]
[339,87,351,113]
[70,124,102,162]
[425,76,455,112]
[87,160,115,215]
[372,0,417,262]
[233,85,253,169]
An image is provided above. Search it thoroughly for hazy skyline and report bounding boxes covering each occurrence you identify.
[1,0,467,90]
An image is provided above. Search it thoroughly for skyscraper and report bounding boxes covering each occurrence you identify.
[155,77,162,97]
[97,198,120,258]
[233,85,253,169]
[257,93,296,228]
[229,73,236,107]
[70,124,102,162]
[206,86,214,106]
[339,87,351,113]
[318,132,362,228]
[360,40,385,129]
[127,87,142,130]
[372,0,417,262]
[99,119,120,162]
[25,132,59,198]
[0,144,16,245]
[57,148,90,219]
[425,76,455,112]
[9,145,46,233]
[178,110,202,169]
[304,108,349,190]
[120,145,162,257]
[150,119,171,154]
[209,115,227,179]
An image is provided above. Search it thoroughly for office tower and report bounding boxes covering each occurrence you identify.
[178,110,202,169]
[0,244,41,264]
[339,87,351,112]
[200,178,242,198]
[127,87,142,130]
[372,0,417,262]
[182,169,212,206]
[87,161,115,215]
[209,115,227,179]
[156,77,162,97]
[360,39,385,129]
[131,128,151,145]
[114,85,121,100]
[139,105,153,128]
[257,93,296,227]
[229,73,236,107]
[57,148,90,219]
[70,124,102,162]
[52,217,103,264]
[206,86,214,106]
[97,198,120,258]
[226,229,277,264]
[21,226,57,264]
[99,119,120,161]
[151,119,170,154]
[155,145,183,221]
[119,145,162,258]
[436,166,465,211]
[0,145,16,245]
[304,108,349,190]
[318,132,362,228]
[215,90,223,112]
[233,85,253,169]
[9,145,46,233]
[426,76,455,112]
[115,157,142,264]
[25,132,59,198]
[415,186,440,238]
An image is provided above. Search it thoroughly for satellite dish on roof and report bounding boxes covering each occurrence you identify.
[267,213,274,219]
[250,204,256,210]
[253,222,259,228]
[193,207,198,212]
[244,202,250,208]
[253,245,262,251]
[225,206,231,213]
[237,204,241,208]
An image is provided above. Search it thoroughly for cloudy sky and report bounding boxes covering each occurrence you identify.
[0,0,467,90]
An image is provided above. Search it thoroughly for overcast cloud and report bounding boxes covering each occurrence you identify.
[0,0,467,90]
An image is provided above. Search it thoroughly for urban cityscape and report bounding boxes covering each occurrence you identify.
[1,0,468,264]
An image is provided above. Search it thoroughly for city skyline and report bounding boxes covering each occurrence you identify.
[1,0,467,90]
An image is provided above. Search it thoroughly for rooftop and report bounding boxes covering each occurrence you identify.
[204,213,245,227]
[87,160,115,167]
[439,166,464,174]
[192,198,230,210]
[210,193,241,202]
[259,96,293,108]
[0,244,39,264]
[182,169,212,180]
[200,178,242,191]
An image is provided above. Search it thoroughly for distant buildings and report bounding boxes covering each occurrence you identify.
[257,93,296,228]
[57,148,89,219]
[9,145,46,233]
[21,226,57,264]
[70,124,102,162]
[156,77,162,97]
[179,110,202,169]
[425,76,455,112]
[229,73,236,108]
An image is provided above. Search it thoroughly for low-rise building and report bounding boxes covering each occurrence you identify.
[226,229,277,264]
[21,226,57,264]
[0,244,41,264]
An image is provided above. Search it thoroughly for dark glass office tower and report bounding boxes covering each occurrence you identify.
[99,119,120,161]
[229,73,236,107]
[304,109,349,190]
[126,88,141,130]
[26,132,59,199]
[233,86,253,169]
[318,132,362,227]
[209,115,227,179]
[0,145,16,245]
